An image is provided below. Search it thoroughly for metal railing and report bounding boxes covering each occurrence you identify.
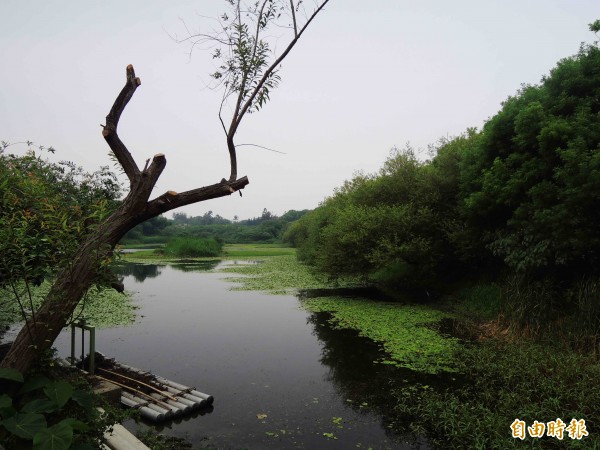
[69,320,96,374]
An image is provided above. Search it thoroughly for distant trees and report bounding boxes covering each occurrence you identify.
[122,209,309,244]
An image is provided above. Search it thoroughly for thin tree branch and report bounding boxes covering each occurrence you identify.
[236,143,286,154]
[290,0,298,36]
[102,65,142,184]
[233,0,330,136]
[225,0,329,181]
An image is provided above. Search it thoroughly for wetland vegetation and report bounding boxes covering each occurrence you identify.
[2,18,599,450]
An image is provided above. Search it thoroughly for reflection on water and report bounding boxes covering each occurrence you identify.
[308,310,447,445]
[114,260,221,282]
[170,260,221,273]
[114,263,162,282]
[52,261,430,449]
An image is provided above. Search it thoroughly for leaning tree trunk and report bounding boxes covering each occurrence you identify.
[0,65,248,374]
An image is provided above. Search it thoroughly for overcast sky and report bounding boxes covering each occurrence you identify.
[1,1,598,220]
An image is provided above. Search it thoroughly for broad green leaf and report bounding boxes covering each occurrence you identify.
[2,412,47,439]
[0,368,24,383]
[22,399,58,414]
[0,394,12,409]
[43,381,73,408]
[33,421,73,450]
[71,389,94,413]
[19,375,51,394]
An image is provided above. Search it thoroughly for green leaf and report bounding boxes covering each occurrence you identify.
[71,389,94,413]
[0,368,24,383]
[43,381,73,408]
[33,421,73,450]
[2,412,47,439]
[22,399,58,414]
[19,375,51,394]
[0,394,12,409]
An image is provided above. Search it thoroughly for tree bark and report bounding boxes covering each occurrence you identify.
[0,65,249,374]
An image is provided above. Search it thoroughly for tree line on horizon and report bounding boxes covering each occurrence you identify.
[121,208,309,245]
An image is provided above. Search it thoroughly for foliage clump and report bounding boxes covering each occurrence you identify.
[0,361,131,450]
[0,143,121,290]
[285,30,600,347]
[0,143,124,334]
[161,237,223,258]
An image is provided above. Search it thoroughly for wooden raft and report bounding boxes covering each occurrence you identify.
[93,353,214,423]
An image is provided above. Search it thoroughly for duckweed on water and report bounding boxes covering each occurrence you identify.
[0,282,136,328]
[220,255,336,294]
[72,288,137,328]
[304,297,461,374]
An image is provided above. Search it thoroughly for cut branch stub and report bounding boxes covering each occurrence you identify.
[145,153,167,187]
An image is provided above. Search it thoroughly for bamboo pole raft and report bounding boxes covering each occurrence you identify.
[94,353,214,423]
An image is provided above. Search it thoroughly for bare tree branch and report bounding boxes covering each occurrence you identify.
[145,176,249,218]
[102,65,141,184]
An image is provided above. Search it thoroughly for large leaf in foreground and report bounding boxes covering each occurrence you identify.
[43,381,73,408]
[19,375,51,395]
[2,412,47,439]
[33,421,73,450]
[0,368,24,383]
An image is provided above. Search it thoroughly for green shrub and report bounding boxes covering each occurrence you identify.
[161,237,223,258]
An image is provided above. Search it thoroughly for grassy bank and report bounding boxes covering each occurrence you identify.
[120,243,294,262]
[223,243,295,257]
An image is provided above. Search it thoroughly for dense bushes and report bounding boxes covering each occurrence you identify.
[462,43,600,278]
[288,36,600,282]
[284,138,477,286]
[161,237,223,258]
[0,143,121,313]
[284,30,600,344]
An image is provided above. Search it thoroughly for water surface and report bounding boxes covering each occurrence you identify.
[53,261,429,449]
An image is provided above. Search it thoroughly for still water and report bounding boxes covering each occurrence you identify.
[54,261,429,449]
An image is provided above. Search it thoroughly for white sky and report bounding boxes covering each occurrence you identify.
[1,0,598,220]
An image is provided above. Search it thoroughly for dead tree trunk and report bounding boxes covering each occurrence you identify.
[0,65,248,374]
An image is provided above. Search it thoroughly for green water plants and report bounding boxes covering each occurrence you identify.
[303,297,461,374]
[220,255,348,294]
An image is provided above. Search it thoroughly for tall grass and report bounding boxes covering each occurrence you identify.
[161,237,223,258]
[497,276,600,356]
[394,340,599,449]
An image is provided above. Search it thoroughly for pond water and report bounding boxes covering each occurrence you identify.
[52,261,431,449]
